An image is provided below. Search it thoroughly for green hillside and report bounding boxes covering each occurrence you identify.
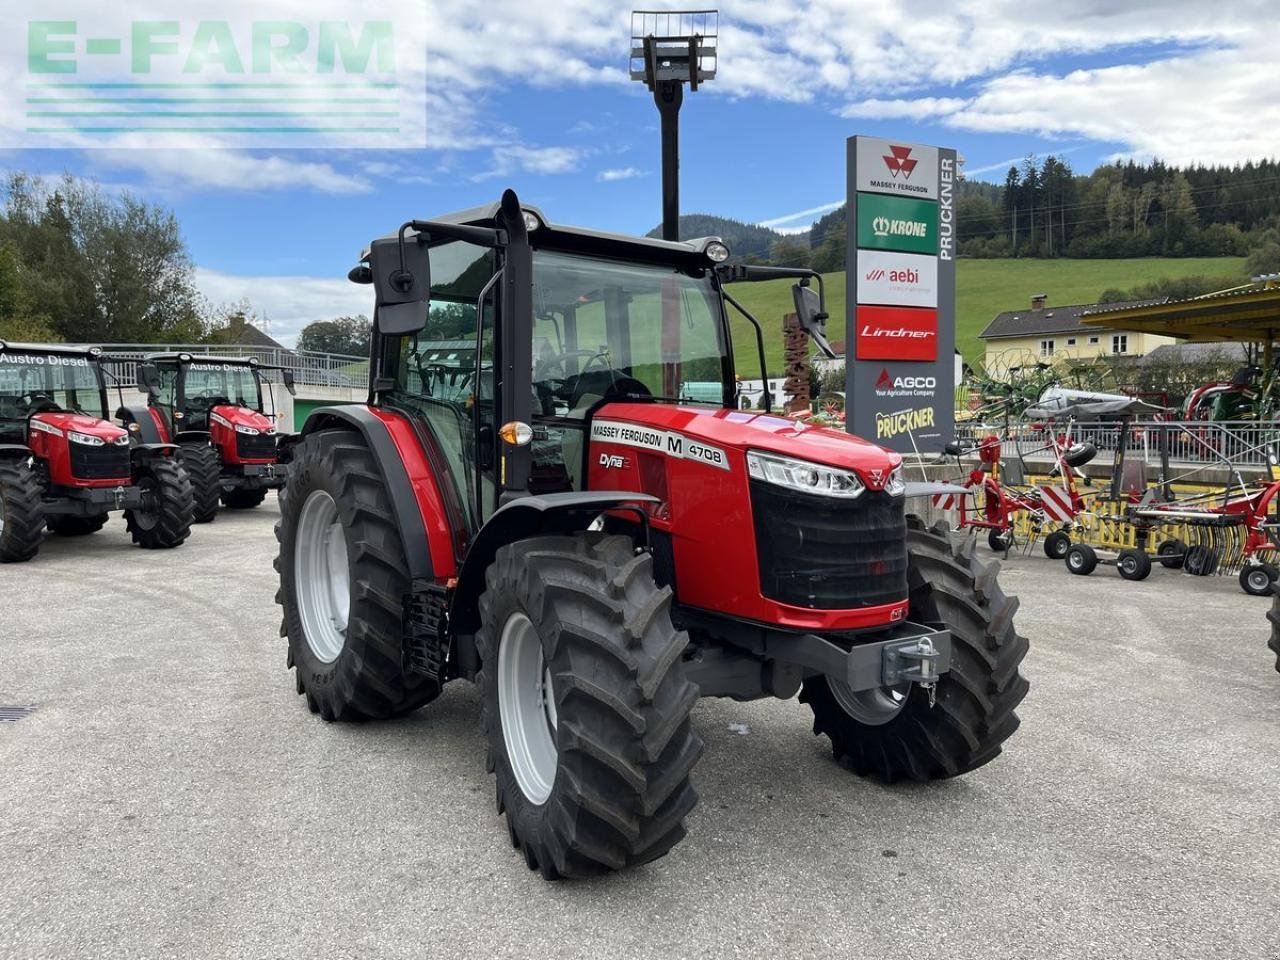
[724,256,1248,377]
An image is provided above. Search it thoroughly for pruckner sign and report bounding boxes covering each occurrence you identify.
[845,135,956,454]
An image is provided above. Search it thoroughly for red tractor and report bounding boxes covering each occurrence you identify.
[275,192,1029,879]
[120,353,296,522]
[0,342,194,562]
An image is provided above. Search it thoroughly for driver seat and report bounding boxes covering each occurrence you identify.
[561,394,603,489]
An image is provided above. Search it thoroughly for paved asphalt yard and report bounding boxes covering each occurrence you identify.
[2,503,1279,960]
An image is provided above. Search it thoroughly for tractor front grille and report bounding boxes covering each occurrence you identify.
[69,443,131,481]
[235,432,277,460]
[750,483,908,610]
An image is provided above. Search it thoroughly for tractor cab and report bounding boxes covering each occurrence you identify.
[0,342,130,486]
[123,353,296,520]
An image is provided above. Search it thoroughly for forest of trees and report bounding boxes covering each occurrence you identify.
[0,173,270,345]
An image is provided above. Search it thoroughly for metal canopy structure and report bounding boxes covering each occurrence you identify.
[1080,280,1280,343]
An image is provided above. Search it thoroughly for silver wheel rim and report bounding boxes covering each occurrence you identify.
[1069,552,1083,570]
[295,490,349,664]
[498,611,557,804]
[1249,569,1271,591]
[828,677,910,726]
[1120,556,1137,575]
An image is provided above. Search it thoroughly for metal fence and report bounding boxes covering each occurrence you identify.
[87,343,370,390]
[956,420,1280,468]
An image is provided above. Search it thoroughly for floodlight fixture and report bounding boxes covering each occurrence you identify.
[629,9,718,241]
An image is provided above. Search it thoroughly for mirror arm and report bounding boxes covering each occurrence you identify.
[721,288,772,414]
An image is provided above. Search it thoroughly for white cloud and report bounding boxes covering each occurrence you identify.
[840,97,969,119]
[473,145,584,181]
[196,268,371,345]
[597,166,645,182]
[758,200,842,229]
[96,148,372,195]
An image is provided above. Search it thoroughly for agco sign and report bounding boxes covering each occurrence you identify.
[875,368,937,397]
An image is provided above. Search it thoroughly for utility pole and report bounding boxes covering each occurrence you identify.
[630,10,717,241]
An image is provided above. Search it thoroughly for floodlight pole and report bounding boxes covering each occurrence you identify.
[653,74,684,241]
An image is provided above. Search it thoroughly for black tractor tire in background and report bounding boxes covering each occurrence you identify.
[47,513,108,536]
[1267,588,1280,672]
[1239,564,1275,597]
[1116,547,1152,582]
[180,442,222,523]
[124,458,194,549]
[1065,543,1098,576]
[1042,530,1071,560]
[477,534,702,879]
[222,486,268,510]
[0,460,45,563]
[799,517,1029,783]
[1156,539,1185,569]
[275,429,440,721]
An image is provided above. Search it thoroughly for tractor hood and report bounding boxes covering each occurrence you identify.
[209,404,275,434]
[29,411,127,444]
[595,402,901,485]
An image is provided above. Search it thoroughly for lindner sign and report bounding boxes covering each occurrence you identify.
[845,135,956,453]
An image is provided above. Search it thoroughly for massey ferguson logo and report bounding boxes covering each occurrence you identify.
[882,145,918,180]
[871,215,928,239]
[868,468,884,486]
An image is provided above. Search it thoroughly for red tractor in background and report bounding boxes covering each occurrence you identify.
[119,353,296,523]
[0,341,194,562]
[275,192,1029,880]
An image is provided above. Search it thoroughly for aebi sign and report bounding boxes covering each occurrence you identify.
[855,306,938,362]
[856,250,937,308]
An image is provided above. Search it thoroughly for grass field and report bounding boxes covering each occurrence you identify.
[725,256,1248,376]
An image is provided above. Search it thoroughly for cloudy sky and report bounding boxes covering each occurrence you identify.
[3,0,1278,344]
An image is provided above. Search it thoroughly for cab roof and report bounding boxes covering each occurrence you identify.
[0,341,102,360]
[360,198,725,268]
[145,352,259,366]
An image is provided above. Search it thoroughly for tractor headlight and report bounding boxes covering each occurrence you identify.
[113,434,131,447]
[234,424,261,435]
[67,430,105,446]
[746,450,864,499]
[705,240,730,263]
[884,465,906,496]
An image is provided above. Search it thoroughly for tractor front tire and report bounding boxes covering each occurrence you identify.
[276,429,440,721]
[799,517,1029,783]
[477,534,702,879]
[0,459,45,563]
[47,513,108,537]
[125,458,194,549]
[181,442,222,523]
[222,486,268,510]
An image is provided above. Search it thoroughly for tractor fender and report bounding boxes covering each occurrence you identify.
[0,443,32,461]
[275,432,302,464]
[130,442,180,464]
[175,429,213,446]
[117,405,168,444]
[300,405,435,583]
[449,491,660,635]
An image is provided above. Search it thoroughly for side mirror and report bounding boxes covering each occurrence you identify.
[792,282,835,359]
[282,369,297,396]
[136,361,162,401]
[370,232,431,336]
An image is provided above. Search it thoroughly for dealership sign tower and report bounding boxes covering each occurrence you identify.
[845,136,956,453]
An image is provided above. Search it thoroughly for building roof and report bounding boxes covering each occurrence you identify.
[1137,342,1247,366]
[979,299,1165,341]
[1081,284,1280,342]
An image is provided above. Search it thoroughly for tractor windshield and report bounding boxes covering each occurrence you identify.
[530,250,730,415]
[182,362,262,411]
[0,351,106,435]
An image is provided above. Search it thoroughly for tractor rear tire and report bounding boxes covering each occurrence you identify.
[47,513,108,536]
[1116,548,1152,582]
[222,486,268,510]
[477,534,702,879]
[1065,543,1098,575]
[181,442,222,523]
[276,429,440,721]
[125,458,194,549]
[1042,530,1071,560]
[0,460,45,563]
[1267,589,1280,673]
[799,517,1029,783]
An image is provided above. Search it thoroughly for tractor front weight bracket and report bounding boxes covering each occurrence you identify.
[763,621,952,699]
